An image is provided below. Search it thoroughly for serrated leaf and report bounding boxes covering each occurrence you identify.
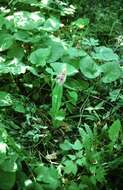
[92,46,119,61]
[72,139,82,150]
[64,160,77,175]
[80,55,101,78]
[76,158,86,166]
[60,140,72,151]
[95,167,105,183]
[35,165,60,189]
[108,119,121,142]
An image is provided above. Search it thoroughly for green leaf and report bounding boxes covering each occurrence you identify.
[64,160,78,175]
[67,91,78,105]
[76,158,86,166]
[0,91,12,107]
[0,58,28,75]
[60,139,72,151]
[12,101,25,113]
[0,126,8,142]
[65,79,89,91]
[51,83,63,116]
[51,62,78,76]
[92,46,119,61]
[14,30,32,42]
[72,18,89,28]
[101,62,121,83]
[7,45,24,60]
[79,127,92,151]
[72,139,83,150]
[35,165,60,189]
[13,11,45,30]
[108,119,121,142]
[0,15,5,29]
[95,167,105,183]
[0,143,7,165]
[80,55,101,78]
[42,17,61,32]
[0,33,13,52]
[0,169,16,190]
[109,89,120,102]
[29,48,51,66]
[47,36,67,63]
[67,47,87,58]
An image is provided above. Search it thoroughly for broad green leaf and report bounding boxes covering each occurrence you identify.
[101,62,121,83]
[0,33,13,52]
[47,36,67,63]
[7,45,24,60]
[50,62,78,76]
[29,48,51,66]
[92,46,119,61]
[42,17,61,32]
[67,47,87,58]
[13,11,45,30]
[80,55,101,78]
[108,119,121,142]
[60,139,72,151]
[64,160,78,175]
[0,58,28,75]
[14,30,32,42]
[0,169,16,190]
[35,165,60,189]
[72,139,83,150]
[0,91,12,107]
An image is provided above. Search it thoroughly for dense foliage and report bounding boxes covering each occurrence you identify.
[0,0,123,189]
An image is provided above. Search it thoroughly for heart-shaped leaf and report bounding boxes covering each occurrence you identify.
[80,55,101,78]
[101,62,121,83]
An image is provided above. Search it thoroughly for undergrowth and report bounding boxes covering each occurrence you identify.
[0,0,123,190]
